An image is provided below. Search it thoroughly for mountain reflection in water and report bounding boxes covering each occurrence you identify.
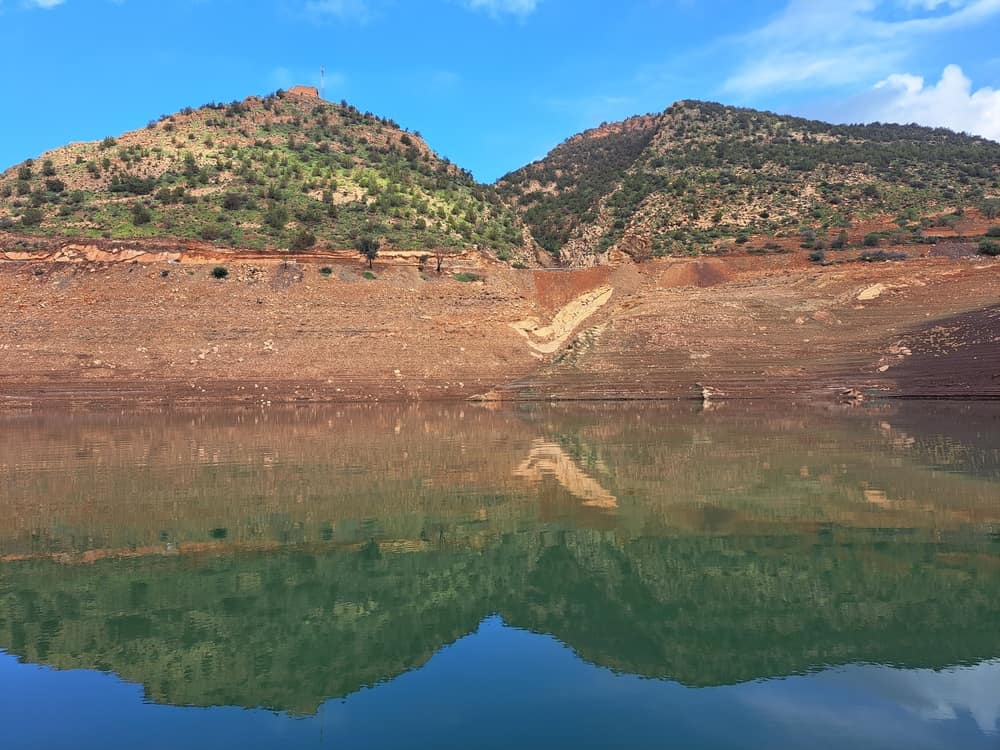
[0,401,997,749]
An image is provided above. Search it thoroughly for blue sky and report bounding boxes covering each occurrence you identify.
[2,0,1000,181]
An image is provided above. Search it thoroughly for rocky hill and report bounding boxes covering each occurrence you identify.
[497,100,1000,263]
[7,93,1000,270]
[0,86,529,262]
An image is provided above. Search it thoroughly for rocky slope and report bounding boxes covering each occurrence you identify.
[0,86,531,263]
[0,246,996,405]
[1,94,997,404]
[498,100,1000,264]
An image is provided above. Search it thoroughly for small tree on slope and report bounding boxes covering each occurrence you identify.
[357,236,380,269]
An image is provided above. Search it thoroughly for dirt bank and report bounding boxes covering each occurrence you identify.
[0,246,997,406]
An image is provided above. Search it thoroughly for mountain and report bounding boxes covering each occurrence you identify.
[497,100,1000,262]
[4,93,1000,269]
[0,86,529,261]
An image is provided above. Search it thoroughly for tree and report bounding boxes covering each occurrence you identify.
[357,236,380,269]
[434,247,447,273]
[290,229,316,252]
[131,202,152,225]
[264,204,289,232]
[221,192,250,211]
[109,174,156,195]
[20,207,44,227]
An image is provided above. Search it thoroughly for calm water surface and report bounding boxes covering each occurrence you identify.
[0,401,998,749]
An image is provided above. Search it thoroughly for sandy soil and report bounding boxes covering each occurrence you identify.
[0,236,997,406]
[502,254,999,401]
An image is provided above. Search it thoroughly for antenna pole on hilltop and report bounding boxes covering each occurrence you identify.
[321,66,326,100]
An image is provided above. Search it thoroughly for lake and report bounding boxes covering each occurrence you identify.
[0,401,998,749]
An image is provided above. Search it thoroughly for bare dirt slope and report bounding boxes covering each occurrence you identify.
[0,246,997,406]
[502,255,999,400]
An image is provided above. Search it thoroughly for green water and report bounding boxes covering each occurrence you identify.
[0,401,998,749]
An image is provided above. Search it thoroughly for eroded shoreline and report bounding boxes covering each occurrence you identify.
[1,246,997,408]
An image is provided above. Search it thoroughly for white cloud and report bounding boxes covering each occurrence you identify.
[26,0,65,7]
[463,0,539,17]
[853,64,1000,140]
[724,0,1000,94]
[741,660,1000,746]
[899,0,966,8]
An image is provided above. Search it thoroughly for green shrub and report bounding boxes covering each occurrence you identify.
[131,203,152,225]
[978,240,1000,256]
[985,226,1000,237]
[221,192,251,211]
[859,250,906,262]
[109,174,157,195]
[156,186,186,204]
[363,271,376,280]
[862,233,881,247]
[453,272,482,282]
[263,204,288,231]
[319,266,333,277]
[289,229,316,252]
[211,266,229,279]
[199,224,224,241]
[20,207,43,227]
[808,250,826,263]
